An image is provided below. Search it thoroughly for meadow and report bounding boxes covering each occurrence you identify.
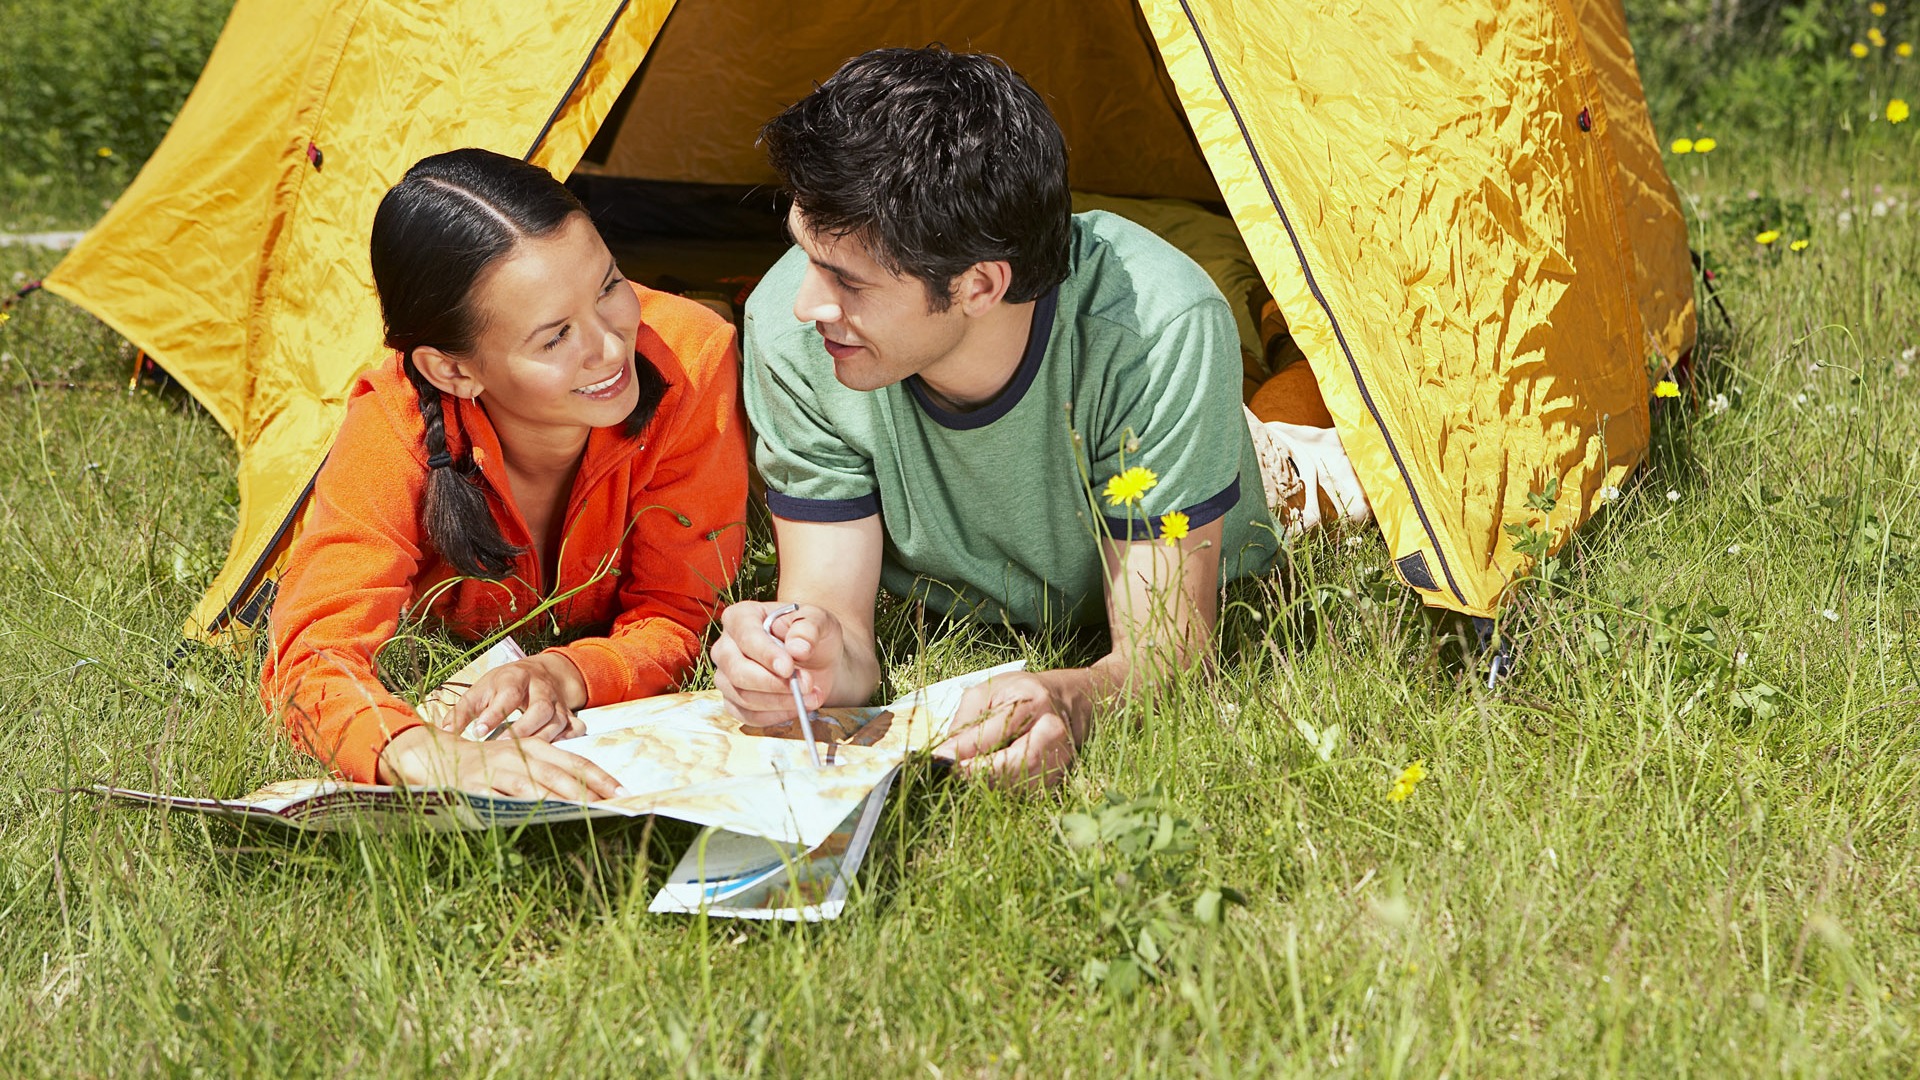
[2,2,1919,1075]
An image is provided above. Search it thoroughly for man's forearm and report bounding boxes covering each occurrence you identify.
[1033,631,1210,732]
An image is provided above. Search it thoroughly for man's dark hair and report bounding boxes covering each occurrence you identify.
[760,46,1071,310]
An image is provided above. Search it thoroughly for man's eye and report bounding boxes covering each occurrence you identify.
[836,277,861,292]
[544,325,571,350]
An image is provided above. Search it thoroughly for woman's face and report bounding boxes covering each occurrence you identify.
[454,213,642,435]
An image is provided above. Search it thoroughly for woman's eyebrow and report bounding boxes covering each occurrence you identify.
[519,261,620,346]
[522,315,568,345]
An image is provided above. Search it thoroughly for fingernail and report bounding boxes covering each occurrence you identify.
[614,785,632,798]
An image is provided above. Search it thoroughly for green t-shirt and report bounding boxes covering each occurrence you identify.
[743,210,1278,628]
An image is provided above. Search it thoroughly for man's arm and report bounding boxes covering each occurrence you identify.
[712,514,886,724]
[939,517,1224,788]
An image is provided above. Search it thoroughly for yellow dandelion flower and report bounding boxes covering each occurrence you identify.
[1755,230,1781,245]
[1693,136,1717,153]
[1103,465,1158,507]
[1654,380,1681,398]
[1387,760,1428,802]
[1790,239,1811,252]
[1899,42,1913,57]
[0,311,10,326]
[1159,510,1190,546]
[1890,98,1911,123]
[1871,1,1887,15]
[95,147,113,158]
[1870,27,1887,48]
[1852,41,1870,57]
[1669,137,1694,154]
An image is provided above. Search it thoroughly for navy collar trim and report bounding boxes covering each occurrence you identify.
[904,286,1058,431]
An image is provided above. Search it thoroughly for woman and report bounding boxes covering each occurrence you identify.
[262,148,747,801]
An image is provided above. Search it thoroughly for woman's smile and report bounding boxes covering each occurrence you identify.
[573,361,630,399]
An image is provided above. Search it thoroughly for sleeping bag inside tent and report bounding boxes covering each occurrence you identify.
[40,0,1696,641]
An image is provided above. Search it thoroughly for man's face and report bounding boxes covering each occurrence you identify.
[786,206,966,392]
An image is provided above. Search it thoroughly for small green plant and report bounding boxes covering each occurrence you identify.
[1053,788,1242,1001]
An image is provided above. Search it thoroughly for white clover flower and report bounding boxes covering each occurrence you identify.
[1344,534,1364,549]
[1735,650,1749,667]
[1706,393,1730,416]
[1903,346,1917,361]
[1666,489,1681,503]
[1726,543,1742,555]
[1794,393,1809,406]
[1822,608,1840,622]
[1873,200,1890,218]
[1598,485,1622,502]
[1838,210,1854,229]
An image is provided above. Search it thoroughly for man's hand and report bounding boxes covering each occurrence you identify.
[712,600,848,726]
[378,724,623,802]
[443,653,588,742]
[935,672,1092,790]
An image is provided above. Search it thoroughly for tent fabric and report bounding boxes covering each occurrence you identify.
[1572,0,1699,369]
[589,0,1222,203]
[1142,0,1656,613]
[44,0,1693,638]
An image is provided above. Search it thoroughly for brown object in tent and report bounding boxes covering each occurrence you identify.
[1247,300,1334,430]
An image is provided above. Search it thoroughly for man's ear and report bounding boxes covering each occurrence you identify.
[411,345,484,400]
[952,260,1014,316]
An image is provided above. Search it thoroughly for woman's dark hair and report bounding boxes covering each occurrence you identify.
[759,46,1072,311]
[369,148,665,580]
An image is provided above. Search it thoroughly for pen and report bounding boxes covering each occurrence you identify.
[762,602,825,768]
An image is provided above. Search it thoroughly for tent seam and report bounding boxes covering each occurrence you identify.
[1170,0,1468,606]
[524,0,633,161]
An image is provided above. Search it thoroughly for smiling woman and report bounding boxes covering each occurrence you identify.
[259,149,749,801]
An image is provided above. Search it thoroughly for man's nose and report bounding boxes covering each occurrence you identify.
[793,268,843,326]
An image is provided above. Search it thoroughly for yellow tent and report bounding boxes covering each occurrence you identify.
[43,0,1695,639]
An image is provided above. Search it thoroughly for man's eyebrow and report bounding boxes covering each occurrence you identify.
[810,256,869,286]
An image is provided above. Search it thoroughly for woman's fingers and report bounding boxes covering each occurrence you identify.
[520,741,623,800]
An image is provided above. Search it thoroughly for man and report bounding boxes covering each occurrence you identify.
[712,46,1325,787]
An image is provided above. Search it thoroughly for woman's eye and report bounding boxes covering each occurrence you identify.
[544,325,571,351]
[600,276,623,297]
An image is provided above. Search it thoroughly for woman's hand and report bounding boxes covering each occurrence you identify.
[443,653,589,741]
[377,724,623,802]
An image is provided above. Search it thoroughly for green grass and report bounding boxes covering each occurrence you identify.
[4,109,1920,1080]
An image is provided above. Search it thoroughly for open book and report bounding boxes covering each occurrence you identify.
[97,646,1021,920]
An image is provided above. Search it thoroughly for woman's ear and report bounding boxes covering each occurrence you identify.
[411,345,485,400]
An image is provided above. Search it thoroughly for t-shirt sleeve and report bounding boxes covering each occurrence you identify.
[742,326,880,523]
[1091,298,1250,540]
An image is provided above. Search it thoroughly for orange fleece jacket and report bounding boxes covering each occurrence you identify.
[262,285,748,783]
